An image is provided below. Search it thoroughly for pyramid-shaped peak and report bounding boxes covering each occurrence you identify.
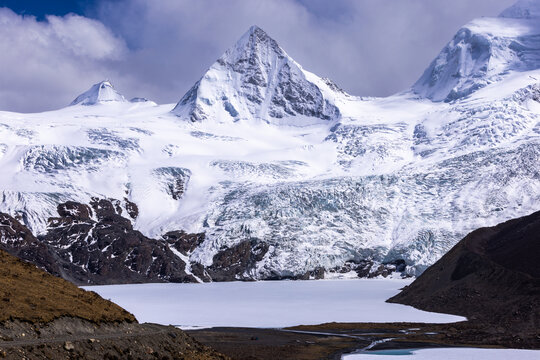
[500,0,540,19]
[172,24,340,123]
[70,80,127,106]
[244,25,273,42]
[239,25,277,46]
[218,25,287,66]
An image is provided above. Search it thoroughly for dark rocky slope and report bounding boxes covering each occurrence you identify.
[41,199,196,285]
[0,213,61,277]
[0,249,228,359]
[389,210,540,340]
[1,200,200,285]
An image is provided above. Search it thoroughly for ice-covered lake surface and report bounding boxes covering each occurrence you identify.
[343,347,540,359]
[84,279,464,328]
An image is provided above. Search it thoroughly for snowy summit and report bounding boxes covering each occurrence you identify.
[172,25,341,125]
[413,0,540,102]
[70,80,127,106]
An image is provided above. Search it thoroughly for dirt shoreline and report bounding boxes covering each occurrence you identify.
[0,319,229,360]
[187,321,539,360]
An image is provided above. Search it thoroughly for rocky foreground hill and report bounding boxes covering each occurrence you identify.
[0,249,228,359]
[389,210,540,347]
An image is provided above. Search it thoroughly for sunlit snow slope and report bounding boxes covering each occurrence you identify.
[1,3,540,279]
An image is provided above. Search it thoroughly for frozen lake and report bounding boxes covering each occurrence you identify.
[84,279,464,328]
[343,347,540,359]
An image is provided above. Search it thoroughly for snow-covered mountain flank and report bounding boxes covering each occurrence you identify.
[1,1,540,282]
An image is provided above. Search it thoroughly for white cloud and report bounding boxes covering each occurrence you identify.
[0,8,127,112]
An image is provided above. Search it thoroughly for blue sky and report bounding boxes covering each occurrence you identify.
[0,0,93,19]
[0,0,517,112]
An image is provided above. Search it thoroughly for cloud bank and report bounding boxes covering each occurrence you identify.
[0,0,516,112]
[0,8,127,112]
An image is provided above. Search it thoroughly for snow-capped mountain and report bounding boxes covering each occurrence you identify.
[1,0,540,282]
[172,26,341,125]
[414,2,540,102]
[70,80,127,105]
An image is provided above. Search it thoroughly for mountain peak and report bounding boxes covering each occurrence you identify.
[217,25,286,68]
[413,7,540,102]
[172,26,340,123]
[500,0,540,19]
[239,25,276,47]
[70,80,126,106]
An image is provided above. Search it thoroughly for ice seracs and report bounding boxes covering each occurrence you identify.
[172,25,341,125]
[70,80,127,105]
[413,0,540,102]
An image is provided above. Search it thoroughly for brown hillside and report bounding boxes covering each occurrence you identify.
[389,210,540,336]
[0,249,136,324]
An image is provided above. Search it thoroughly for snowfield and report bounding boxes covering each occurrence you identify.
[84,279,464,328]
[1,1,540,279]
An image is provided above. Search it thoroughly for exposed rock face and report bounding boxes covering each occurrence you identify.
[0,213,61,277]
[162,230,205,255]
[328,259,408,279]
[40,199,196,285]
[2,201,279,284]
[154,167,191,200]
[389,210,540,333]
[205,240,269,281]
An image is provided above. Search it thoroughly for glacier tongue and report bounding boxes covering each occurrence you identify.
[172,25,341,125]
[70,80,127,106]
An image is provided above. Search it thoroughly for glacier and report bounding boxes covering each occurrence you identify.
[1,1,540,280]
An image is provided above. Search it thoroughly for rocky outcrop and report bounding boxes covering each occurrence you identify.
[205,240,269,281]
[40,199,196,285]
[162,230,205,255]
[328,259,408,279]
[0,213,61,277]
[389,210,540,335]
